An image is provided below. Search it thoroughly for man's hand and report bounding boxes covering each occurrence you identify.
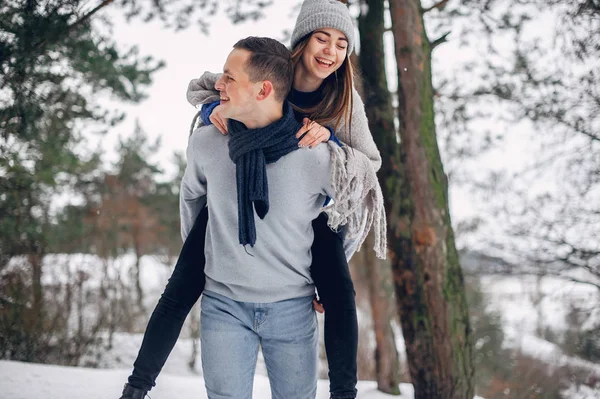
[296,118,331,148]
[209,105,229,135]
[312,297,324,314]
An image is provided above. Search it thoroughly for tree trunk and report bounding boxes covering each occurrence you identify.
[358,0,403,394]
[386,0,475,397]
[364,232,403,393]
[133,254,145,314]
[133,231,146,315]
[28,253,43,321]
[27,251,45,362]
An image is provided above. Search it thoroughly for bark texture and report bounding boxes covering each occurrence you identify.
[385,0,475,397]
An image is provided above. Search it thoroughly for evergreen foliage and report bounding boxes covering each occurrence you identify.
[0,0,163,268]
[0,0,162,362]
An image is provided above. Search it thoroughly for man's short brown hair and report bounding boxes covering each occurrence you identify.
[233,37,293,102]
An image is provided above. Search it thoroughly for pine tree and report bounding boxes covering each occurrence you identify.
[0,0,162,362]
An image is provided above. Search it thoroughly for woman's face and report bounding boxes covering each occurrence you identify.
[300,28,348,81]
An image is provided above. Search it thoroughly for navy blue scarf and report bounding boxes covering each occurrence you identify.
[228,102,301,247]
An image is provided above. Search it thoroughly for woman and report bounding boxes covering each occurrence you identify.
[119,1,386,399]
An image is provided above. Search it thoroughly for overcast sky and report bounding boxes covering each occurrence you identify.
[93,3,301,177]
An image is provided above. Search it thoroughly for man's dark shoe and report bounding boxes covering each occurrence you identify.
[119,383,147,399]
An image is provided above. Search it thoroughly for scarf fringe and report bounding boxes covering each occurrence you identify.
[190,110,202,135]
[323,143,387,260]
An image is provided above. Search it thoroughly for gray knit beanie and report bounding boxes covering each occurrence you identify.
[290,0,355,54]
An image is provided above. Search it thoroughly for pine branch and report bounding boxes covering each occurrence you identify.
[34,0,115,51]
[70,0,115,32]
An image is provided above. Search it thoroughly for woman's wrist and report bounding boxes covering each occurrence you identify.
[200,101,220,125]
[326,127,342,146]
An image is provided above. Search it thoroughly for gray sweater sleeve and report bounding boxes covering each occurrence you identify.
[187,72,222,106]
[332,88,382,172]
[179,130,208,241]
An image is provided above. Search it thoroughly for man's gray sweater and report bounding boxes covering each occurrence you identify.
[180,124,333,303]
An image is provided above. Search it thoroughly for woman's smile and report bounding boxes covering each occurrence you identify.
[315,57,335,68]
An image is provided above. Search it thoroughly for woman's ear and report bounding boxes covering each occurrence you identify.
[257,81,274,101]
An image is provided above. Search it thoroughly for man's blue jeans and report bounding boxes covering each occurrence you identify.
[200,290,319,399]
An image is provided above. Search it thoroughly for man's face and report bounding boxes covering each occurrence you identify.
[214,49,259,122]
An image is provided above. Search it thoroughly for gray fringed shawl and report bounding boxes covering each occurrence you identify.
[186,72,387,259]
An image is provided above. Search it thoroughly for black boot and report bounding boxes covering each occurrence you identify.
[119,383,147,399]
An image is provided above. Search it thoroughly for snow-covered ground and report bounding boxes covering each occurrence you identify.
[0,360,421,399]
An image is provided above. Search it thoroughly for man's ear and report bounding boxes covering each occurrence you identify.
[257,81,274,101]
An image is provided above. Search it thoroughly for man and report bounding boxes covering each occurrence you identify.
[181,37,333,399]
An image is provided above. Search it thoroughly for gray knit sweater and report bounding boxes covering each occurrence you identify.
[187,73,388,259]
[180,124,334,303]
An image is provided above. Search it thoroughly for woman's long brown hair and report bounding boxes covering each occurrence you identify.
[291,34,355,139]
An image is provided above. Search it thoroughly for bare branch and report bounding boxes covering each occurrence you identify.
[541,271,600,292]
[423,0,449,13]
[431,31,451,50]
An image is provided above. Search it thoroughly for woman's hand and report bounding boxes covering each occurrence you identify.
[209,105,229,135]
[312,297,325,314]
[296,118,331,148]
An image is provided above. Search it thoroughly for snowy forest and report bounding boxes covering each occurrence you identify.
[1,0,599,398]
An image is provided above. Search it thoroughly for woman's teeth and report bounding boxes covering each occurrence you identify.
[316,57,333,67]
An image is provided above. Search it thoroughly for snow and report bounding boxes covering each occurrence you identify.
[562,384,600,399]
[80,332,202,375]
[478,274,600,397]
[515,334,600,377]
[479,274,599,337]
[0,360,421,399]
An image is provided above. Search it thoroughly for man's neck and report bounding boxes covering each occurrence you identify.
[240,103,285,129]
[293,65,323,93]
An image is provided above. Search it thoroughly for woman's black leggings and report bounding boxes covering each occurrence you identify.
[127,209,358,399]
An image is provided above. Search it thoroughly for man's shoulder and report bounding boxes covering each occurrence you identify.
[292,143,330,170]
[189,124,228,149]
[307,143,330,160]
